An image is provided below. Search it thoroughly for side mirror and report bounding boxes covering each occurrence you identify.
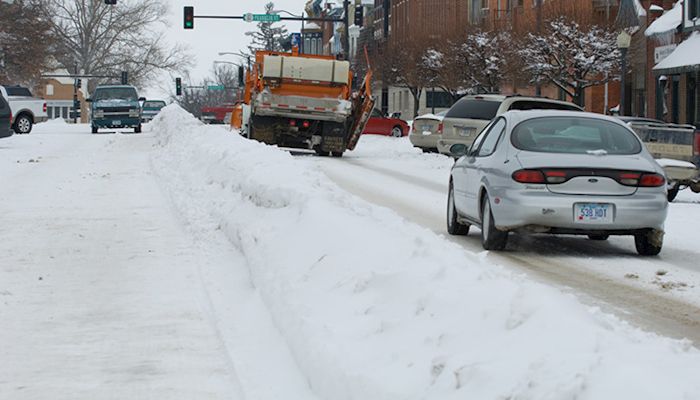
[86,98,93,102]
[138,97,146,102]
[449,143,468,158]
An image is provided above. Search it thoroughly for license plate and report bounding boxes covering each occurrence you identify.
[574,203,612,223]
[421,125,431,131]
[112,120,121,126]
[458,127,475,137]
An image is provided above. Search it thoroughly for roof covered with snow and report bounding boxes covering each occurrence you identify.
[645,1,682,36]
[653,31,700,74]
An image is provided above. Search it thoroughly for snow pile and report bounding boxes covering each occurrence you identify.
[645,1,682,37]
[151,105,700,400]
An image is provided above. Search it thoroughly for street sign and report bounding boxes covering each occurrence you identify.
[243,13,281,22]
[291,32,301,47]
[207,85,225,91]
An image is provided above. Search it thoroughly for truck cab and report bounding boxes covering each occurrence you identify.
[88,85,145,134]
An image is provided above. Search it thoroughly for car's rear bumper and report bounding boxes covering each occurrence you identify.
[437,136,471,155]
[491,188,668,233]
[409,132,439,149]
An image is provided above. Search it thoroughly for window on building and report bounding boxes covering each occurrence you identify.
[426,91,453,108]
[690,0,700,20]
[47,107,53,119]
[62,107,69,119]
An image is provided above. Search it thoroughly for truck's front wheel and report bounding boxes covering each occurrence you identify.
[13,114,32,134]
[331,151,344,157]
[91,125,98,134]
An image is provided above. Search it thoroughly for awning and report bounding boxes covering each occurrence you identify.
[653,32,700,75]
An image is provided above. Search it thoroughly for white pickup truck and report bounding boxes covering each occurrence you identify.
[0,85,48,134]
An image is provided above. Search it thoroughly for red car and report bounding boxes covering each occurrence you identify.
[362,109,409,137]
[200,103,236,124]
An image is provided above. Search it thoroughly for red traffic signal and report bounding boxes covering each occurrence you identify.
[184,6,194,29]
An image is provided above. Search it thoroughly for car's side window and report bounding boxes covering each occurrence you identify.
[468,120,494,155]
[477,118,506,157]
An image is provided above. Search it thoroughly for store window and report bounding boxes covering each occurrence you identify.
[426,91,452,108]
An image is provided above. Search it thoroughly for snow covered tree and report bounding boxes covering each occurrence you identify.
[41,0,191,90]
[246,2,290,54]
[0,0,53,84]
[520,18,620,106]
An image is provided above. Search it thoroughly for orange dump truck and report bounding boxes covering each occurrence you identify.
[231,48,374,157]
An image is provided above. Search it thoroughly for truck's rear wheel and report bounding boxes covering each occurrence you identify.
[314,148,329,156]
[667,183,680,202]
[14,114,32,134]
[331,151,344,157]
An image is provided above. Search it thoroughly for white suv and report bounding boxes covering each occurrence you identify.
[437,94,582,155]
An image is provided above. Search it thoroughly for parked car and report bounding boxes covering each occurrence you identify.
[201,104,236,124]
[615,116,699,201]
[447,110,668,256]
[362,108,409,137]
[409,110,447,152]
[141,100,166,123]
[437,94,582,155]
[0,91,12,139]
[0,85,48,134]
[87,85,146,134]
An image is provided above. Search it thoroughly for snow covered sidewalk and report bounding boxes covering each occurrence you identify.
[151,106,700,400]
[0,124,245,399]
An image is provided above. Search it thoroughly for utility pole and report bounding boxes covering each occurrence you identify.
[535,0,542,96]
[343,0,350,58]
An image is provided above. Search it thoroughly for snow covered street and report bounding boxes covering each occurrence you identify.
[3,108,700,399]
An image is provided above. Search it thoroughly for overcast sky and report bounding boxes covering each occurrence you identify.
[145,0,311,98]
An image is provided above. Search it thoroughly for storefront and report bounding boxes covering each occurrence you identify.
[652,32,700,126]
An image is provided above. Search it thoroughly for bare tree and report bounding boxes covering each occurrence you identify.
[42,0,191,90]
[171,64,242,118]
[520,18,620,106]
[0,0,53,85]
[377,39,434,118]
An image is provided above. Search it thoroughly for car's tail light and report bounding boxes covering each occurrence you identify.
[618,172,641,186]
[639,173,665,187]
[544,170,567,184]
[437,122,443,134]
[43,102,47,113]
[302,120,310,128]
[289,119,296,127]
[512,169,546,183]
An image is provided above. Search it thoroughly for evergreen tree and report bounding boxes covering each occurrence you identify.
[245,2,290,54]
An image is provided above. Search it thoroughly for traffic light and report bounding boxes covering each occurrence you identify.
[104,0,116,4]
[75,79,82,89]
[237,66,244,87]
[184,6,194,29]
[120,71,128,84]
[175,77,182,96]
[354,6,364,27]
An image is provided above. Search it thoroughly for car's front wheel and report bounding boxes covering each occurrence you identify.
[91,125,98,134]
[391,126,403,137]
[481,194,508,250]
[635,229,663,256]
[135,124,142,133]
[447,182,469,235]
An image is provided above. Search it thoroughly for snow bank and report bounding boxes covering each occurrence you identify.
[151,105,700,400]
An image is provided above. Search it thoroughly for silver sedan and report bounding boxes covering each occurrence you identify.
[447,110,668,256]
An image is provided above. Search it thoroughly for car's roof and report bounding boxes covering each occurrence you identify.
[95,85,137,89]
[502,110,628,126]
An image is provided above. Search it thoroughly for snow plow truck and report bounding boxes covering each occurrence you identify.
[231,47,374,157]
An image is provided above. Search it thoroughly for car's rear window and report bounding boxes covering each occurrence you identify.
[445,99,500,120]
[94,88,138,101]
[5,87,32,97]
[143,101,166,109]
[508,100,581,111]
[512,117,643,155]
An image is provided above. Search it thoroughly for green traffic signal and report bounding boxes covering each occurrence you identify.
[184,6,194,29]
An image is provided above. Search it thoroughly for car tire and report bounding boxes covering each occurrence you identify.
[135,124,142,133]
[480,194,508,250]
[13,114,32,134]
[91,126,98,134]
[634,229,663,256]
[331,151,344,157]
[667,183,680,202]
[391,126,403,137]
[447,182,470,235]
[314,148,329,156]
[587,234,609,241]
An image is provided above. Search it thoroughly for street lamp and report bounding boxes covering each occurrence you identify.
[617,31,632,116]
[218,52,251,69]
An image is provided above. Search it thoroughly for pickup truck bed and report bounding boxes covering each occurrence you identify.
[0,86,48,134]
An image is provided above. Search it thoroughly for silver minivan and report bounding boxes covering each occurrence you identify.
[437,94,582,155]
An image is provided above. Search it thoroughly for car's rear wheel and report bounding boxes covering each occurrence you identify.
[447,183,470,235]
[634,229,663,256]
[587,234,609,241]
[14,114,32,134]
[331,151,344,157]
[391,126,403,137]
[91,125,98,134]
[134,124,142,133]
[481,194,508,250]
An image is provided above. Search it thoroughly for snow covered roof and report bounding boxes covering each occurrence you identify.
[653,31,700,74]
[303,22,321,31]
[633,0,647,17]
[645,1,682,37]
